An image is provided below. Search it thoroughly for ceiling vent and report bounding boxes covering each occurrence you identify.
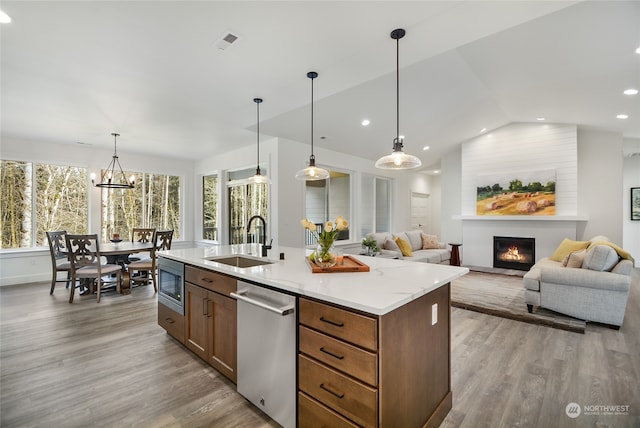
[215,32,240,50]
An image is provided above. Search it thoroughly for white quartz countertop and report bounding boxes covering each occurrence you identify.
[159,244,469,316]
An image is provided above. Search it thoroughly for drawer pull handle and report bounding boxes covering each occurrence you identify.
[165,318,175,324]
[320,347,344,360]
[320,316,344,327]
[201,277,214,283]
[320,383,344,399]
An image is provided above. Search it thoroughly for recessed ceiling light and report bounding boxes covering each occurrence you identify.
[361,119,370,126]
[433,170,440,174]
[423,146,430,151]
[636,46,640,54]
[617,114,629,119]
[536,117,545,121]
[0,10,11,23]
[480,128,487,133]
[623,88,639,95]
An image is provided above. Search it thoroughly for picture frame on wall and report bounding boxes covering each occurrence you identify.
[632,187,640,221]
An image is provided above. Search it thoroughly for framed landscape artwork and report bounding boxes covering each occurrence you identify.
[476,169,556,216]
[632,187,640,221]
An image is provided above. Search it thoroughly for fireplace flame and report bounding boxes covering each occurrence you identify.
[501,246,524,261]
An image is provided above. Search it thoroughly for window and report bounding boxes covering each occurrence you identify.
[100,171,180,242]
[1,160,88,248]
[360,175,391,236]
[227,167,268,245]
[304,170,351,245]
[203,174,218,241]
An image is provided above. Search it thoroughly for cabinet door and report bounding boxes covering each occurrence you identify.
[184,283,209,360]
[208,291,237,383]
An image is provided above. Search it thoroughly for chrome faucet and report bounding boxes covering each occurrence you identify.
[247,215,271,256]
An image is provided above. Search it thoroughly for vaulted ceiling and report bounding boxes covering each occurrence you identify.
[1,1,638,171]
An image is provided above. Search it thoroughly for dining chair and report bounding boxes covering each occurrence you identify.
[128,230,173,292]
[128,227,156,262]
[46,230,72,295]
[65,234,122,303]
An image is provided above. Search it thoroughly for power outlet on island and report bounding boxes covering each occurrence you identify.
[431,303,438,325]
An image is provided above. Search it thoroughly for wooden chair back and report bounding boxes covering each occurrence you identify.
[46,230,68,262]
[154,230,174,253]
[65,234,101,270]
[132,228,156,243]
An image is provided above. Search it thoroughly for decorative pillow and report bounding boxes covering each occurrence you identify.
[421,234,440,249]
[588,235,610,245]
[582,245,619,272]
[562,249,586,268]
[383,238,400,252]
[550,238,590,262]
[394,237,413,257]
[405,230,424,251]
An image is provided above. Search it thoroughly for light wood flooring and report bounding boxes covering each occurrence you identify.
[1,271,639,428]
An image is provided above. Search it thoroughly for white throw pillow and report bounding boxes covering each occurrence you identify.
[582,245,619,271]
[405,230,424,251]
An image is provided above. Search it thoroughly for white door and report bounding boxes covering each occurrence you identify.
[410,192,430,232]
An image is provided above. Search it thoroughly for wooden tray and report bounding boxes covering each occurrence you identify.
[306,255,370,273]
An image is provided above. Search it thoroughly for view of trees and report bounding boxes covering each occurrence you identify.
[203,175,218,240]
[101,171,180,242]
[1,160,87,248]
[229,182,268,245]
[1,159,180,248]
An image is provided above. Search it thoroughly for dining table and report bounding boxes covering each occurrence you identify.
[100,241,155,294]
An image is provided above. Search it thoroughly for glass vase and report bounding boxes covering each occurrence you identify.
[315,240,337,268]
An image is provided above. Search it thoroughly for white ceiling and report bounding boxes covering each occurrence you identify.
[1,1,639,172]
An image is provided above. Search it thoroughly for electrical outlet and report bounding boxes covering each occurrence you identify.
[431,303,438,325]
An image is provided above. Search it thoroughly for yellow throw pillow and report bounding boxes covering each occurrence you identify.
[550,238,590,262]
[421,234,440,249]
[394,237,413,257]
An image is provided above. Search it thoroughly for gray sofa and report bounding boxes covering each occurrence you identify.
[523,236,634,327]
[366,230,451,265]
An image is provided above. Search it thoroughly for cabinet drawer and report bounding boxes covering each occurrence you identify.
[158,303,184,343]
[299,391,359,428]
[299,354,377,427]
[300,298,377,351]
[185,266,236,296]
[300,326,377,386]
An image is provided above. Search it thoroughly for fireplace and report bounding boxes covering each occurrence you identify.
[493,236,535,271]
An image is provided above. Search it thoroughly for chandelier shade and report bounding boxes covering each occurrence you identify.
[295,71,330,181]
[375,28,422,170]
[91,133,135,189]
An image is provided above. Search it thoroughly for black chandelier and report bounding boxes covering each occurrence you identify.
[91,133,135,189]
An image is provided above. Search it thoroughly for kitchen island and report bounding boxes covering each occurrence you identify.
[158,244,468,427]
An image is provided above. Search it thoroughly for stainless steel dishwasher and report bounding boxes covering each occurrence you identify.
[231,281,296,428]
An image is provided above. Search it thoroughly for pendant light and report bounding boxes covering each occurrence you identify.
[375,28,422,170]
[248,97,269,184]
[295,71,330,181]
[91,133,135,188]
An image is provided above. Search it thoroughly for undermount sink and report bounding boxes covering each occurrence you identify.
[205,255,273,268]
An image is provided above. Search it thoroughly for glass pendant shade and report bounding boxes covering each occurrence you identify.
[375,28,422,171]
[295,156,330,181]
[375,139,422,170]
[92,133,135,188]
[296,71,329,181]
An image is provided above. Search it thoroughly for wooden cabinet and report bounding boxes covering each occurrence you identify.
[184,266,237,383]
[298,283,452,428]
[158,302,185,343]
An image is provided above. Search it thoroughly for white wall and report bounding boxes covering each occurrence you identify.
[576,128,624,244]
[623,138,640,266]
[0,136,195,285]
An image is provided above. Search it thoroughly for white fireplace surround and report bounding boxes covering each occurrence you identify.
[458,123,583,269]
[461,217,586,268]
